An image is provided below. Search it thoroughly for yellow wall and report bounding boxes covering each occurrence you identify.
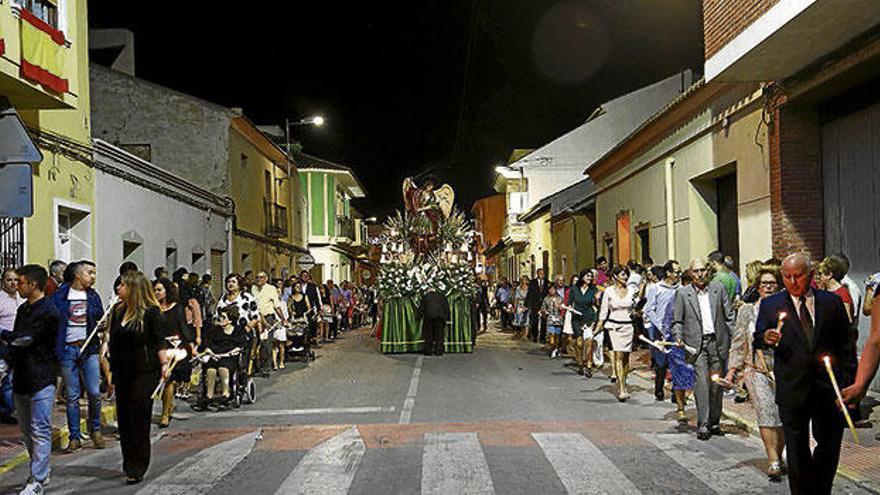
[525,211,553,277]
[17,0,95,266]
[594,86,771,271]
[228,128,297,276]
[551,214,594,278]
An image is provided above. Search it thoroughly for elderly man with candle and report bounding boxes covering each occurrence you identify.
[754,253,856,495]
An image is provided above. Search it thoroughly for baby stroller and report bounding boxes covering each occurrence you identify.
[286,318,315,363]
[191,347,256,410]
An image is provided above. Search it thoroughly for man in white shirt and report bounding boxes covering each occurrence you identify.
[0,268,22,423]
[672,258,734,440]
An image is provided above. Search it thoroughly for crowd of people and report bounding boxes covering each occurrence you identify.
[0,257,378,494]
[489,250,874,494]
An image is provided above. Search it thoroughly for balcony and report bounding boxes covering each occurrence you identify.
[502,221,529,244]
[264,201,288,238]
[0,5,76,109]
[335,215,355,242]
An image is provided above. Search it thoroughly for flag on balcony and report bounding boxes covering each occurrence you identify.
[19,8,68,94]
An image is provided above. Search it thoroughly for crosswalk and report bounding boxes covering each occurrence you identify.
[32,424,801,495]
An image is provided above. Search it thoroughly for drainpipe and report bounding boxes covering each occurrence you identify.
[664,158,676,260]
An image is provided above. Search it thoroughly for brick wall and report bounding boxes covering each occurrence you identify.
[768,104,824,260]
[704,0,780,59]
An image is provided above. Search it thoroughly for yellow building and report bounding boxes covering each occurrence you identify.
[589,81,771,271]
[0,0,94,267]
[229,116,309,278]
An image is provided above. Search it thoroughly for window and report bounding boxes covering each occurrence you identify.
[165,245,178,272]
[240,153,249,168]
[20,0,59,28]
[508,192,528,215]
[55,203,91,262]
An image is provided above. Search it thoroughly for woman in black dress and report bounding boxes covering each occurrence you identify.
[202,305,247,409]
[107,271,169,484]
[154,278,194,428]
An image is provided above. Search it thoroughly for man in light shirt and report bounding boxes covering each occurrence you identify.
[672,258,734,441]
[252,272,284,374]
[0,268,23,424]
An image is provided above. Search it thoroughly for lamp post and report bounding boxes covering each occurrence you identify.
[283,115,325,261]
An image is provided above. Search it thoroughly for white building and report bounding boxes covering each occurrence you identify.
[92,139,233,301]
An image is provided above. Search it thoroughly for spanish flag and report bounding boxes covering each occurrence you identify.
[19,8,68,94]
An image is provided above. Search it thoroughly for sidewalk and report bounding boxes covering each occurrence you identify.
[0,398,117,476]
[628,348,880,494]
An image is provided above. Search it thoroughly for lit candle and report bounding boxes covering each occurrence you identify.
[382,243,388,254]
[774,312,787,347]
[822,355,859,444]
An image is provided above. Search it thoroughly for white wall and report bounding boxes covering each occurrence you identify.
[94,170,229,302]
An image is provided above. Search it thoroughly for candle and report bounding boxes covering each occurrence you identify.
[822,355,859,444]
[382,243,388,254]
[774,312,787,347]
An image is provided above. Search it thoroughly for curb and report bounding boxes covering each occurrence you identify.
[0,403,117,476]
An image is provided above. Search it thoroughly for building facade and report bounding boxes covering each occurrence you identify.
[92,139,232,300]
[0,0,95,268]
[90,63,308,279]
[589,81,771,271]
[295,152,367,284]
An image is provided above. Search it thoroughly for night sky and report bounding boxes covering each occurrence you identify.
[88,1,704,217]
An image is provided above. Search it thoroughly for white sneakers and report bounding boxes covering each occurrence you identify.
[19,481,43,495]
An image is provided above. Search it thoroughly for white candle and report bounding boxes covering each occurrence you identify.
[823,355,859,444]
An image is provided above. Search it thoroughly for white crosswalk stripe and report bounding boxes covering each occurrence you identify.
[640,432,770,494]
[533,432,641,494]
[135,430,259,495]
[421,432,495,495]
[274,426,366,495]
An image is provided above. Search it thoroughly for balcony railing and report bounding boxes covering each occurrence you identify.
[264,201,288,238]
[336,215,355,241]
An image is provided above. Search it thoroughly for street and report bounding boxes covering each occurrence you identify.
[0,326,868,494]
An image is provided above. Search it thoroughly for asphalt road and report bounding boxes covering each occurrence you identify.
[0,324,869,494]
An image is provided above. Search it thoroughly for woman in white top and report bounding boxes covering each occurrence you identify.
[596,265,636,402]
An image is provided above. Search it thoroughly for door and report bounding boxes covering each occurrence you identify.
[822,98,880,355]
[616,212,630,265]
[716,173,739,264]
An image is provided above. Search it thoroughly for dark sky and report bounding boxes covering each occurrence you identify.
[88,1,704,217]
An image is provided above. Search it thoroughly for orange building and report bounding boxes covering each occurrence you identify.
[471,193,506,277]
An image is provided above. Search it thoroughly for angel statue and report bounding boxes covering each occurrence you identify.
[402,177,454,231]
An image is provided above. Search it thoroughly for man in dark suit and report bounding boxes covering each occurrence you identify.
[672,258,733,440]
[526,269,548,343]
[420,290,449,356]
[754,253,856,495]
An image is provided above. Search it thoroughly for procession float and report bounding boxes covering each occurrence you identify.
[375,177,478,353]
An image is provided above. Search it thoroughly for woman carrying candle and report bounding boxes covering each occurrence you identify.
[568,270,599,376]
[725,264,785,481]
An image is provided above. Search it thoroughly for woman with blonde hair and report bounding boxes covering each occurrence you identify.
[106,271,170,484]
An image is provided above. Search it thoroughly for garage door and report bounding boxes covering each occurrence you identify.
[822,100,880,349]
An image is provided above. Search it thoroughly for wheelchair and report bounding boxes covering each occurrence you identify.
[190,347,255,411]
